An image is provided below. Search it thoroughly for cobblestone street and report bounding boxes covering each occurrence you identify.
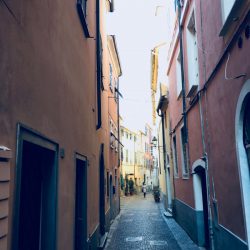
[104,193,200,250]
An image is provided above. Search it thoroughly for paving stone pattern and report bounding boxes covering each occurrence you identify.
[104,193,200,250]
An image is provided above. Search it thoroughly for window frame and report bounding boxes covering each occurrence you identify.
[221,0,236,24]
[172,134,179,178]
[109,63,113,92]
[219,0,246,36]
[180,126,189,178]
[176,51,182,99]
[186,9,199,96]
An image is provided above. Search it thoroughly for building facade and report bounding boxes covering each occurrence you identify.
[156,84,175,213]
[150,38,175,213]
[165,0,250,249]
[0,0,121,249]
[107,35,122,223]
[120,124,154,192]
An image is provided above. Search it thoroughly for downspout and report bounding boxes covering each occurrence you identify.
[157,107,169,208]
[198,0,214,248]
[96,0,102,130]
[158,88,167,173]
[177,0,188,144]
[117,79,121,212]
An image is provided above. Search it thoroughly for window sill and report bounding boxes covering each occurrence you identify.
[77,2,90,38]
[182,174,189,179]
[219,0,247,37]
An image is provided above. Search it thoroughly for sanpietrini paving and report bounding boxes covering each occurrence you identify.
[104,193,200,250]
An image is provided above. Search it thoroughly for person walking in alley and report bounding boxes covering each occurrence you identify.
[142,183,146,198]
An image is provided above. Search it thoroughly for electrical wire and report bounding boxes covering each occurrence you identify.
[225,53,246,80]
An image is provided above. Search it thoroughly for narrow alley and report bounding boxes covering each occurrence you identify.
[105,193,200,250]
[1,0,250,249]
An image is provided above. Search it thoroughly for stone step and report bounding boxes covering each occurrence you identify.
[98,232,108,250]
[164,211,173,218]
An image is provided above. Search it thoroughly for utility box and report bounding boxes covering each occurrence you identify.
[0,147,12,250]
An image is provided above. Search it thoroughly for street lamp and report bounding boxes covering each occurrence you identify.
[151,136,158,148]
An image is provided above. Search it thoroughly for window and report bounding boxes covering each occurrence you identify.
[173,135,179,177]
[77,0,90,37]
[221,0,235,23]
[219,0,246,36]
[106,0,114,12]
[114,80,118,102]
[114,127,118,152]
[176,52,182,98]
[109,64,113,92]
[110,119,115,149]
[186,11,199,97]
[126,149,128,163]
[180,127,189,177]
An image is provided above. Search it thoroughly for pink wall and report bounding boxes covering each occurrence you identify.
[167,0,250,240]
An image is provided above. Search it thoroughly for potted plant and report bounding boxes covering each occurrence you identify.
[129,178,134,195]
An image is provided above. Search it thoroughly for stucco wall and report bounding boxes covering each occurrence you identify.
[0,0,117,249]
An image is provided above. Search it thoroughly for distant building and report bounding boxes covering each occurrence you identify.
[151,40,174,212]
[106,34,122,229]
[156,84,174,212]
[120,124,154,191]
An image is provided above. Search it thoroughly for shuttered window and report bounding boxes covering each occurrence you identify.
[186,11,199,96]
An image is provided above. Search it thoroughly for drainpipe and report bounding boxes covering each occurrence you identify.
[177,0,188,144]
[157,107,169,208]
[117,79,120,168]
[96,0,102,130]
[159,111,167,172]
[198,0,214,247]
[199,95,215,250]
[117,79,121,213]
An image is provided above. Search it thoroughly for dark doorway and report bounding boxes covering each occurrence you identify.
[109,175,113,221]
[99,144,106,235]
[196,167,209,248]
[75,156,88,250]
[15,128,57,250]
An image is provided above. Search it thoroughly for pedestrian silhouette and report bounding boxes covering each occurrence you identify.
[142,183,146,198]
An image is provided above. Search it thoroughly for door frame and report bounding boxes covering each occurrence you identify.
[74,152,88,250]
[13,123,58,250]
[192,159,209,247]
[235,79,250,245]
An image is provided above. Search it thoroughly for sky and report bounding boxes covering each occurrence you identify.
[107,0,171,133]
